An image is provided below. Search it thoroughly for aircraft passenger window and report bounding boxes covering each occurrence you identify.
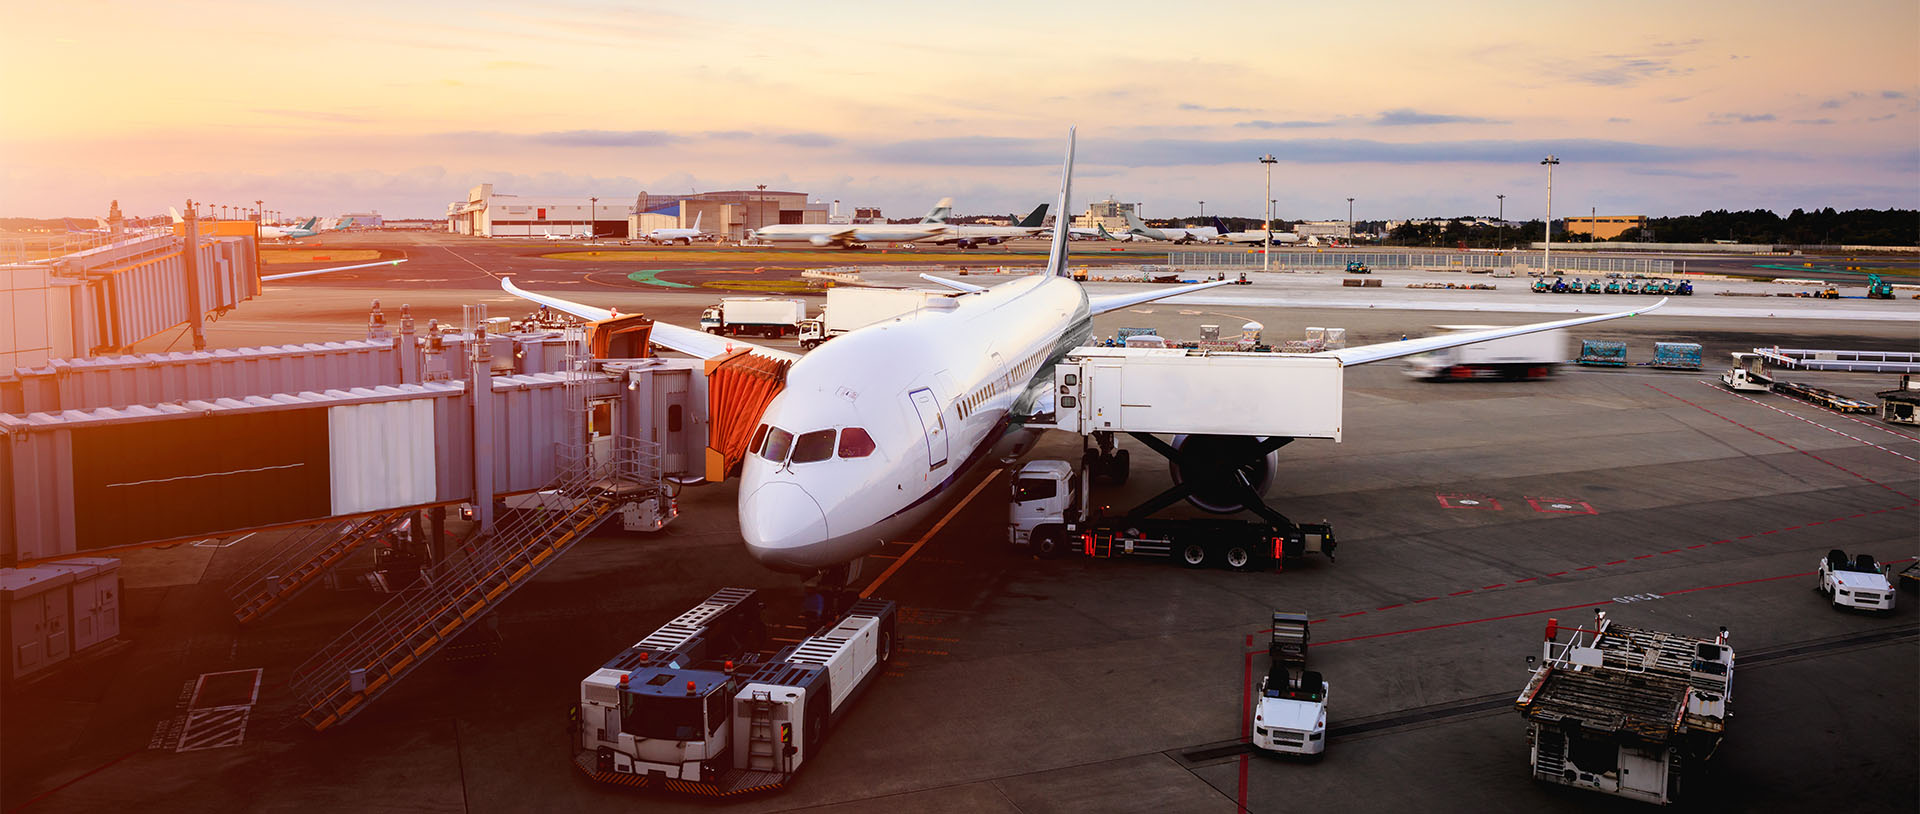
[761,427,794,462]
[790,430,836,464]
[749,423,770,454]
[838,427,876,458]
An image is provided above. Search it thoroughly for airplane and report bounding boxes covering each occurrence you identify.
[751,198,952,249]
[645,212,708,245]
[502,128,1666,586]
[1121,209,1218,244]
[1095,223,1153,242]
[169,207,319,240]
[919,204,1049,248]
[1213,216,1300,245]
[63,218,108,234]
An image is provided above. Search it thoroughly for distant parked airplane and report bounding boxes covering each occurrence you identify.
[752,198,953,249]
[646,212,708,245]
[921,204,1049,248]
[1212,216,1299,245]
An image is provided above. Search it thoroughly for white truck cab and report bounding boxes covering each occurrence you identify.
[1721,352,1774,392]
[1818,549,1896,613]
[1008,460,1075,550]
[1254,670,1329,755]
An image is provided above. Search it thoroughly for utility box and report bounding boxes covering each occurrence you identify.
[2,567,75,684]
[42,557,121,652]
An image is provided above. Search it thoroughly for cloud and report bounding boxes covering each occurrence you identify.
[1792,118,1836,125]
[1180,103,1256,114]
[1707,113,1776,124]
[703,130,752,140]
[1883,90,1908,99]
[1607,117,1632,123]
[867,136,1749,167]
[529,130,687,147]
[1564,40,1701,87]
[1626,168,1735,180]
[1235,119,1335,129]
[774,133,842,148]
[1373,109,1507,126]
[251,109,372,124]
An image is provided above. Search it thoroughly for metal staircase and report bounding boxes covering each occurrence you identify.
[745,690,780,773]
[1535,731,1568,778]
[288,438,661,731]
[227,512,409,624]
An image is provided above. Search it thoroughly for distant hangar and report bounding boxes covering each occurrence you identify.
[447,184,831,241]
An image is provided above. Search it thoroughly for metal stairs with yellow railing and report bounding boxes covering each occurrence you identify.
[288,437,662,731]
[226,511,411,624]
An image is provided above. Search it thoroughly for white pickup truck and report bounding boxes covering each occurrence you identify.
[1817,549,1896,613]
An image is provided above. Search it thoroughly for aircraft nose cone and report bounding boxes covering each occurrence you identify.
[740,482,829,572]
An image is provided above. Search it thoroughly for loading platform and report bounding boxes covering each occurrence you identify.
[1752,347,1920,374]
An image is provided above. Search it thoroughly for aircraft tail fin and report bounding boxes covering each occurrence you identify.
[1019,203,1049,229]
[920,197,954,224]
[691,211,702,231]
[1046,128,1075,278]
[1213,216,1230,235]
[301,217,318,230]
[1096,223,1114,240]
[170,207,185,224]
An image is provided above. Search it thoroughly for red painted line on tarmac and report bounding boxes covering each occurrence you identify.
[1514,577,1538,583]
[1317,600,1615,647]
[1413,597,1441,604]
[1546,571,1569,577]
[1239,633,1253,812]
[1706,380,1920,464]
[1654,383,1914,499]
[1339,611,1369,618]
[1661,570,1812,596]
[1606,560,1628,565]
[1448,590,1474,596]
[1310,618,1328,624]
[1688,544,1708,549]
[1575,565,1598,571]
[1633,555,1655,560]
[1662,549,1682,554]
[1377,603,1404,610]
[6,750,137,813]
[1482,583,1506,589]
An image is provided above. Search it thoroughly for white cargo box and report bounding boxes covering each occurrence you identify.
[1050,347,1344,440]
[2,567,75,682]
[42,557,121,652]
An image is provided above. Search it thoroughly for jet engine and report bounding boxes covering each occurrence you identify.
[1165,434,1280,514]
[810,235,832,247]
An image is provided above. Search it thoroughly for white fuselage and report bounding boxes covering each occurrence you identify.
[754,223,946,247]
[738,274,1091,572]
[923,224,1044,245]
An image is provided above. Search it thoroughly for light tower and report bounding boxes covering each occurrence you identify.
[1541,155,1560,273]
[1259,154,1277,271]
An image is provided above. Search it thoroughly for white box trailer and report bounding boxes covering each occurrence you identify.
[1046,347,1344,440]
[1,567,74,684]
[700,298,807,337]
[801,287,948,348]
[1404,327,1566,381]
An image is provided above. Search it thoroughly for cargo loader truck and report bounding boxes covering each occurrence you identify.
[699,297,807,337]
[571,587,896,796]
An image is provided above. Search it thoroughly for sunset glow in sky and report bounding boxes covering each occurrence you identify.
[3,0,1916,220]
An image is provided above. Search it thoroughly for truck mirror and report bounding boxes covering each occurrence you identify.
[1526,655,1536,670]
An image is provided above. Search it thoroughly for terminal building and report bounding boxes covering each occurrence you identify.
[1563,215,1648,240]
[449,185,827,241]
[1073,199,1138,232]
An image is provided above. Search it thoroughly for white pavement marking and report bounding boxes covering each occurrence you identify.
[1702,380,1919,463]
[175,706,250,752]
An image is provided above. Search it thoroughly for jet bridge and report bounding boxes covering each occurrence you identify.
[1037,346,1344,440]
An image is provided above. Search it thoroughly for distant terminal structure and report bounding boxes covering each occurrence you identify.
[449,184,828,241]
[1563,215,1648,240]
[1073,199,1137,232]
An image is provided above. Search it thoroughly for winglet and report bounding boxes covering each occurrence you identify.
[1046,128,1075,278]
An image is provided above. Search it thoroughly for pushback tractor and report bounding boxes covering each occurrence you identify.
[572,588,896,796]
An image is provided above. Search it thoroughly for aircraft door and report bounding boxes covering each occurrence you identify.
[907,388,948,469]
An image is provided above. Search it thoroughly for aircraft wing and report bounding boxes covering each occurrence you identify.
[1087,278,1235,316]
[1310,298,1668,366]
[500,277,800,363]
[918,273,986,293]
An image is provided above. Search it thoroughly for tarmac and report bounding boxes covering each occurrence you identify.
[4,233,1916,813]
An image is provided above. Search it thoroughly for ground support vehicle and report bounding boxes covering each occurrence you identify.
[1877,374,1919,425]
[1817,550,1896,613]
[1532,278,1553,293]
[1404,327,1564,381]
[1515,612,1733,805]
[571,588,896,796]
[1603,280,1621,294]
[1774,380,1876,413]
[1719,353,1774,392]
[1008,452,1335,572]
[1585,280,1604,293]
[1866,273,1895,299]
[796,287,947,348]
[1253,613,1328,756]
[1344,260,1370,274]
[1675,280,1694,295]
[700,298,807,337]
[1623,280,1642,294]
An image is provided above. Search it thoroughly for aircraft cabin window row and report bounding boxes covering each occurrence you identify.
[958,346,1047,421]
[748,424,876,463]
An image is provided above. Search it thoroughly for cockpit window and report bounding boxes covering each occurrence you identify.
[760,427,794,462]
[748,424,770,455]
[790,430,836,464]
[838,427,876,458]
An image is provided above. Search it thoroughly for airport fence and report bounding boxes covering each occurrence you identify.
[1169,251,1675,276]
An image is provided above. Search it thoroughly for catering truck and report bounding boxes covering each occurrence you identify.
[1404,327,1566,381]
[797,287,947,348]
[572,588,895,795]
[1515,611,1733,805]
[699,298,807,337]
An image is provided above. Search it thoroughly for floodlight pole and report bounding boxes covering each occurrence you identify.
[1259,154,1277,271]
[1541,155,1560,273]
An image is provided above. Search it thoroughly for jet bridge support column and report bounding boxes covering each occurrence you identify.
[469,307,496,531]
[181,200,208,351]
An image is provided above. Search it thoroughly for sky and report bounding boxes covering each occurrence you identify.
[2,0,1917,222]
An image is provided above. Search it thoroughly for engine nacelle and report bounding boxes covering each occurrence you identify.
[1166,434,1279,514]
[809,235,832,247]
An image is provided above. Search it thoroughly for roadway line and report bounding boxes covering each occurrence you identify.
[1649,383,1914,499]
[859,468,1004,599]
[440,245,502,280]
[1702,380,1920,461]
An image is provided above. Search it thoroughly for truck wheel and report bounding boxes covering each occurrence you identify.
[877,621,894,665]
[1033,529,1064,559]
[1108,450,1130,485]
[1225,546,1253,571]
[1181,544,1208,568]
